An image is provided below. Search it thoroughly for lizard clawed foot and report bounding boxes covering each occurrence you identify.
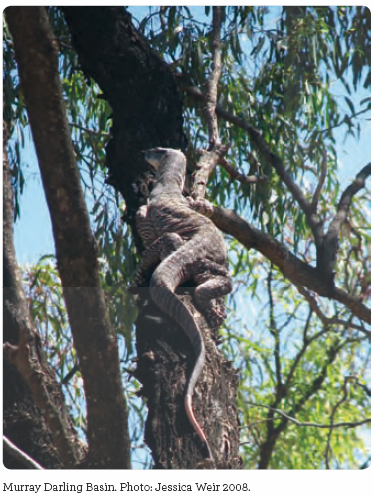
[195,298,227,328]
[187,197,214,218]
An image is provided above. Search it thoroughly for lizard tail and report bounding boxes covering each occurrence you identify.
[149,283,213,459]
[185,394,213,460]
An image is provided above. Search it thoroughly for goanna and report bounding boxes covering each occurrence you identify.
[135,147,232,461]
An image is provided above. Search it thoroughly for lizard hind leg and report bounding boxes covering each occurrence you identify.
[192,260,233,328]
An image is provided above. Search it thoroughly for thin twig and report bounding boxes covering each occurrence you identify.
[319,108,369,134]
[311,150,327,212]
[297,285,370,339]
[267,267,282,393]
[69,122,109,137]
[241,418,274,429]
[3,435,44,469]
[56,38,74,51]
[283,311,320,393]
[248,401,370,430]
[218,156,267,185]
[61,363,80,385]
[325,377,351,469]
[356,381,371,398]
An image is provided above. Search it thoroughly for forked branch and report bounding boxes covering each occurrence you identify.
[318,163,371,275]
[192,7,228,200]
[182,83,370,322]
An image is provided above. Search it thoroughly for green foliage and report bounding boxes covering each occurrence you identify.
[228,268,370,469]
[3,18,28,219]
[5,6,370,469]
[22,257,85,430]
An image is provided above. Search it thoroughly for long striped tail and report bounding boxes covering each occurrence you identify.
[149,282,213,460]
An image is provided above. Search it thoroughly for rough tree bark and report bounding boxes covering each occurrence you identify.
[62,7,241,469]
[5,7,130,469]
[3,104,72,470]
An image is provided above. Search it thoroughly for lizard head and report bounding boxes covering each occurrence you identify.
[143,148,185,170]
[143,148,187,193]
[143,148,169,169]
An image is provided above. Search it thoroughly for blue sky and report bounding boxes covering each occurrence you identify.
[12,6,371,264]
[13,99,370,265]
[13,134,54,265]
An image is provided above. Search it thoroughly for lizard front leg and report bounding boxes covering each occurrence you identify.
[186,197,214,218]
[136,204,157,249]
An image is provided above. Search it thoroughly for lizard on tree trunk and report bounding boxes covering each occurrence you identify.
[134,148,232,462]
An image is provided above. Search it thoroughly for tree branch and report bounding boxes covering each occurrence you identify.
[205,6,222,146]
[311,150,327,212]
[69,122,109,137]
[319,108,370,134]
[267,268,283,394]
[192,145,229,200]
[297,285,371,339]
[205,204,370,323]
[191,8,228,200]
[6,6,130,469]
[318,163,371,275]
[258,340,344,468]
[282,311,340,395]
[356,381,371,398]
[184,84,371,296]
[3,92,79,468]
[283,341,363,434]
[218,156,267,185]
[324,376,368,468]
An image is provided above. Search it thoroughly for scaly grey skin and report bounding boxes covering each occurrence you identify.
[135,148,232,461]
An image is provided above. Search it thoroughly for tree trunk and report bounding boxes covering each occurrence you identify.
[5,6,130,469]
[3,104,75,469]
[63,6,241,469]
